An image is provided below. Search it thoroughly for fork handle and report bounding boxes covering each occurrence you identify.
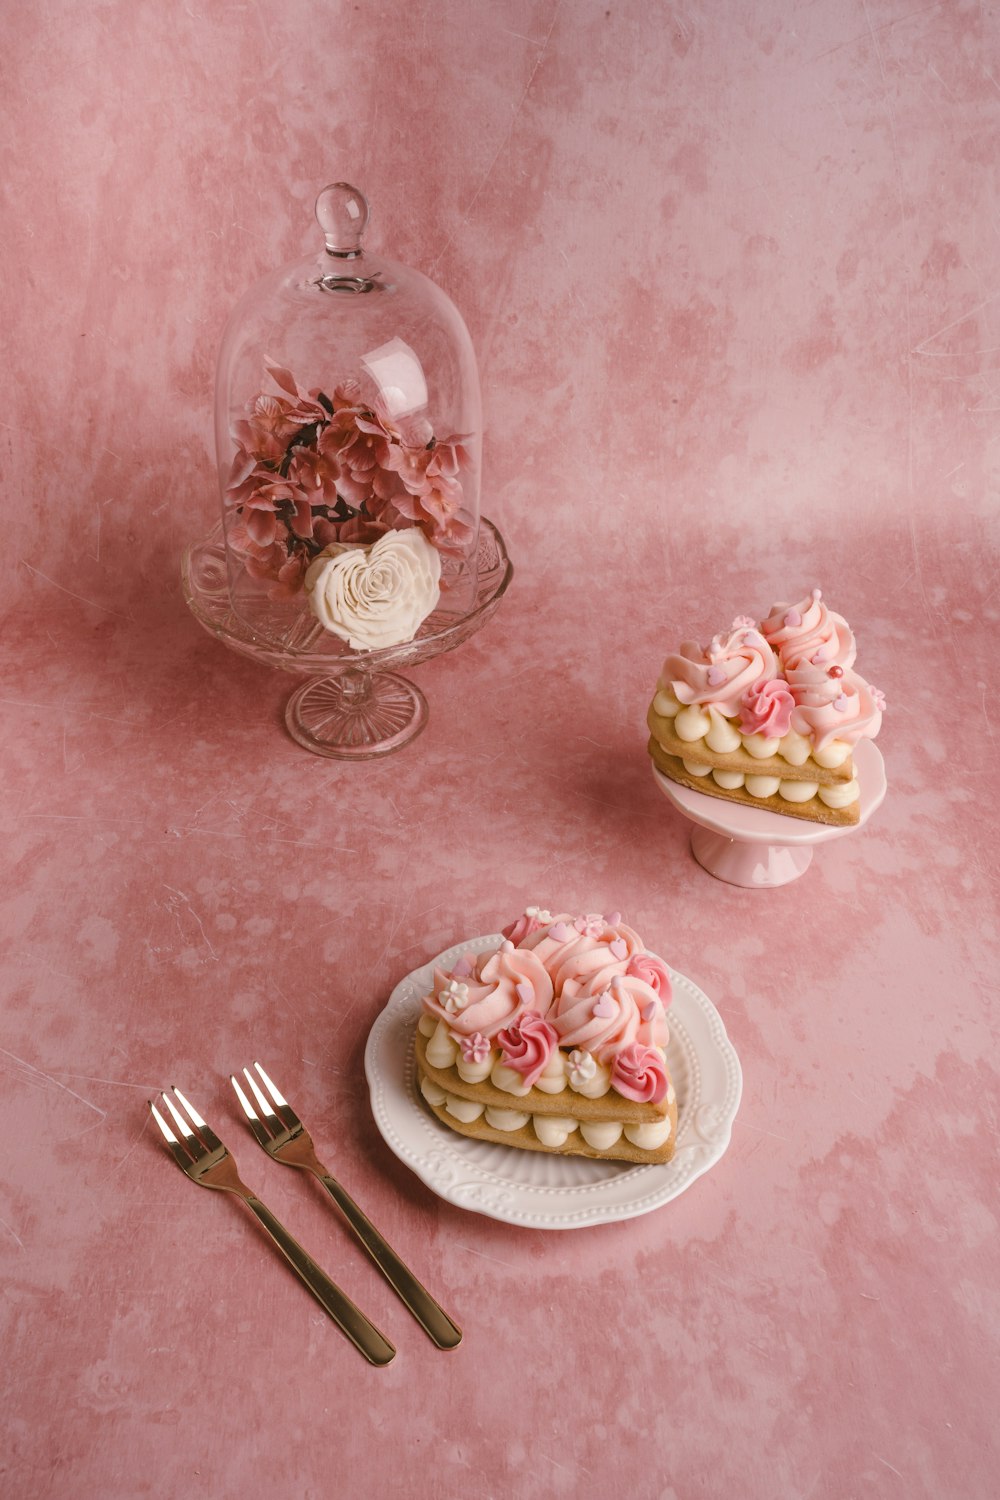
[317,1174,462,1351]
[243,1195,396,1366]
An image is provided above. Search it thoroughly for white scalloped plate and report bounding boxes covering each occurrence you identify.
[365,935,743,1229]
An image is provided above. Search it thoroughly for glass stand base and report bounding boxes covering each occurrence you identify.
[284,669,428,759]
[183,518,511,760]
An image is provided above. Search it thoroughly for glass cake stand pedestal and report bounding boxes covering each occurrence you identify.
[182,519,512,759]
[652,739,887,888]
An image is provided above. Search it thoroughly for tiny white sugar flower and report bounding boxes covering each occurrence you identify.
[568,1049,597,1086]
[525,906,553,923]
[439,979,470,1014]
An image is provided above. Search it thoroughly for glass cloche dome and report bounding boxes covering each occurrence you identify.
[214,182,482,653]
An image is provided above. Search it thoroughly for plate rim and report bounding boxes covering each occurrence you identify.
[365,935,743,1229]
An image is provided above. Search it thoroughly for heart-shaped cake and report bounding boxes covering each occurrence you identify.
[415,908,677,1164]
[647,587,886,825]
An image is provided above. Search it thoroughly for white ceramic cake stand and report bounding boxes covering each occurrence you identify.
[652,738,886,888]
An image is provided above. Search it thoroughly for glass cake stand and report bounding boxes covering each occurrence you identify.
[652,739,887,888]
[182,519,512,759]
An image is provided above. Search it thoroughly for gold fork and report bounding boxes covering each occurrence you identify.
[148,1088,395,1366]
[232,1063,462,1351]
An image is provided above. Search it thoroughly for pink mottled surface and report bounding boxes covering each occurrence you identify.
[2,3,998,1497]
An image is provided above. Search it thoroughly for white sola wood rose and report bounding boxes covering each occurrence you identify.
[304,528,442,651]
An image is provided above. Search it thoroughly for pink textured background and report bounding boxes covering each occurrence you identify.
[2,2,998,1497]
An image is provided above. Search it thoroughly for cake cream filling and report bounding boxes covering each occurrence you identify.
[653,688,853,770]
[419,1074,674,1152]
[418,1016,679,1102]
[679,759,860,808]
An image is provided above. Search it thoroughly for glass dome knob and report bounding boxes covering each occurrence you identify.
[315,182,370,257]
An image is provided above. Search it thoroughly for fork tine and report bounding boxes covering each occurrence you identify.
[171,1086,224,1151]
[148,1099,192,1171]
[161,1090,196,1141]
[252,1061,300,1125]
[149,1099,179,1143]
[243,1067,280,1123]
[231,1074,273,1147]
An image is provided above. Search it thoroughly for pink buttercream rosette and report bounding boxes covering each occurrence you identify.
[496,1011,559,1090]
[624,951,673,1008]
[610,1043,669,1105]
[739,677,795,739]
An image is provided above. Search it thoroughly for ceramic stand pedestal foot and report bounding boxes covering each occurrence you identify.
[689,826,814,888]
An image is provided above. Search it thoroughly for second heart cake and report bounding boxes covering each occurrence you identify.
[647,587,886,826]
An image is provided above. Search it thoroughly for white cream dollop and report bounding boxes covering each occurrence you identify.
[745,774,781,798]
[490,1060,531,1097]
[712,769,745,790]
[455,1049,494,1084]
[705,711,742,753]
[818,778,860,808]
[624,1118,673,1149]
[744,733,780,759]
[533,1116,578,1148]
[484,1106,530,1131]
[566,1051,611,1098]
[778,729,811,766]
[533,1050,567,1094]
[426,1019,459,1069]
[674,704,712,742]
[419,1075,447,1107]
[445,1095,485,1123]
[653,688,681,717]
[812,739,852,769]
[778,779,817,802]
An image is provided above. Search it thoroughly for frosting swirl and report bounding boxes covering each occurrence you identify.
[421,944,553,1039]
[661,627,777,717]
[610,1044,669,1105]
[787,668,883,750]
[625,952,673,1006]
[549,973,666,1065]
[519,916,645,1001]
[496,1011,559,1089]
[761,588,857,675]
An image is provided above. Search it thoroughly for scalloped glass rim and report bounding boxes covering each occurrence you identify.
[365,935,743,1230]
[181,517,512,676]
